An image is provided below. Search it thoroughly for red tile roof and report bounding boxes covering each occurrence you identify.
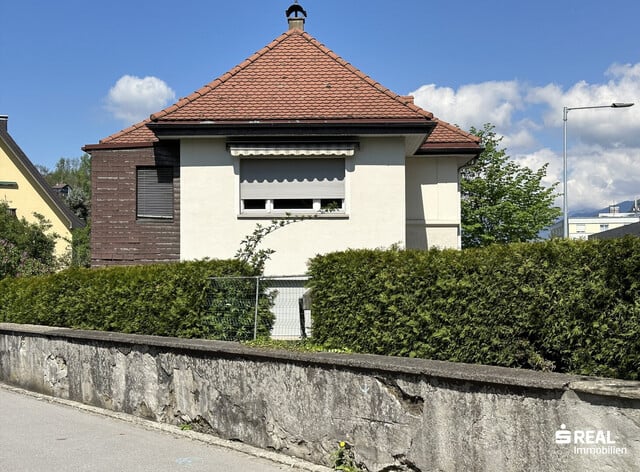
[90,28,479,152]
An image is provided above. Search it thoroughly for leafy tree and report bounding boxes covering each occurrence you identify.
[39,154,92,266]
[461,123,561,248]
[39,154,91,221]
[0,201,59,278]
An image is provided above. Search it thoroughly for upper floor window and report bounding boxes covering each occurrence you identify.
[239,157,346,215]
[137,167,173,220]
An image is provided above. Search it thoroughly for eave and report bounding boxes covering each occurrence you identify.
[83,141,156,152]
[147,119,434,139]
[415,142,483,156]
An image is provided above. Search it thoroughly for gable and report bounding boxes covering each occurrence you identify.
[150,30,432,124]
[86,18,480,158]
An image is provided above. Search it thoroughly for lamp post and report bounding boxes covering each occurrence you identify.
[562,102,634,238]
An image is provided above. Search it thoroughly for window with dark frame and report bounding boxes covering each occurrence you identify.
[136,167,174,220]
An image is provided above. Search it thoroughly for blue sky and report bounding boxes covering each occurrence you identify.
[2,0,640,211]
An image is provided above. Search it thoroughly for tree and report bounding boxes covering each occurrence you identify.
[39,154,92,267]
[461,123,560,248]
[0,202,59,278]
[39,154,91,222]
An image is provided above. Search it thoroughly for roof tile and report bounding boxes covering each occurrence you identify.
[96,28,478,150]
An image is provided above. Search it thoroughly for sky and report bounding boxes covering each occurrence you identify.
[2,0,640,213]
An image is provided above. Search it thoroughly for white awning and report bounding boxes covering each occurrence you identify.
[229,143,356,157]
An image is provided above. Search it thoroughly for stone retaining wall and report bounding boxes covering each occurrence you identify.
[1,323,638,471]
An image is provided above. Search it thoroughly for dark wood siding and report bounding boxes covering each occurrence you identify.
[90,141,180,266]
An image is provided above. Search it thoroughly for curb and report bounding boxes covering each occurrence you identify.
[0,382,332,472]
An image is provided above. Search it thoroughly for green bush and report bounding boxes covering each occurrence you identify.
[0,259,273,340]
[308,239,640,380]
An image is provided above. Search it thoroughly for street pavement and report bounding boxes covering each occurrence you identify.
[0,383,327,472]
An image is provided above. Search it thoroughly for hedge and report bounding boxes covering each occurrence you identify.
[307,238,640,380]
[0,259,273,340]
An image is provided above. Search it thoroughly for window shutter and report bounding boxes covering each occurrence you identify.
[240,159,344,199]
[137,167,173,219]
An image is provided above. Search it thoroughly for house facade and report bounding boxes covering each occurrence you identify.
[0,115,83,258]
[84,7,481,275]
[549,206,640,240]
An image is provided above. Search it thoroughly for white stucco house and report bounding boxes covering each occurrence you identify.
[84,5,482,275]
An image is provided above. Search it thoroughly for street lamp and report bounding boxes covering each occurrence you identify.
[562,102,634,238]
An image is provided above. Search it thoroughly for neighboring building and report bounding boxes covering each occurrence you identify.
[52,183,72,198]
[549,206,640,240]
[0,115,84,257]
[589,221,640,240]
[84,6,482,275]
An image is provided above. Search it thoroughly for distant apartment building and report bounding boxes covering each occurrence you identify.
[549,205,640,240]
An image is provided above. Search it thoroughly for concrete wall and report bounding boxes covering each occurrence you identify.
[180,137,406,275]
[2,323,638,472]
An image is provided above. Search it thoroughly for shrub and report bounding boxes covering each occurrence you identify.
[0,259,273,340]
[308,239,640,380]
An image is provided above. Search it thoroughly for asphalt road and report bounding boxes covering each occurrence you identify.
[0,384,325,472]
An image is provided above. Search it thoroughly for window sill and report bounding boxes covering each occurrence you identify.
[237,212,349,220]
[136,217,174,223]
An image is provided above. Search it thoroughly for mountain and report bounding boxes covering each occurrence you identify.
[571,200,639,217]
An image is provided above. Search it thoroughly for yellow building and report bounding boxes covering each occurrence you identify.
[0,115,84,258]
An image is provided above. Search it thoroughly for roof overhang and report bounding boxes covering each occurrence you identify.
[83,141,156,152]
[415,142,483,156]
[147,119,434,139]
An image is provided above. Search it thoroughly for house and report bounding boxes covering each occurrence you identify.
[84,5,481,275]
[589,221,640,240]
[0,115,84,258]
[52,183,72,198]
[550,205,640,240]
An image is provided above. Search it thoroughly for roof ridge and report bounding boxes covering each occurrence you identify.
[300,32,433,120]
[150,30,295,122]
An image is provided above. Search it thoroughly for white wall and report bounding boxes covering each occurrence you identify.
[405,156,461,249]
[180,137,406,275]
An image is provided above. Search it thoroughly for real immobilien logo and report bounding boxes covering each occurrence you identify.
[555,424,628,455]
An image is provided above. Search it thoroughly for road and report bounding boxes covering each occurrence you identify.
[0,383,326,472]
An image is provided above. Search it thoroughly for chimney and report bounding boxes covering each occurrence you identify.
[286,1,307,31]
[0,115,7,133]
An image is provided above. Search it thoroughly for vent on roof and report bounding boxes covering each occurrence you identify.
[286,1,307,31]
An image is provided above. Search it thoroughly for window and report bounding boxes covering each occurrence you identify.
[600,224,609,231]
[137,167,173,219]
[575,224,586,233]
[239,158,345,215]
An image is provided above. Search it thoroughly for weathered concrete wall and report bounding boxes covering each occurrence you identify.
[1,323,638,471]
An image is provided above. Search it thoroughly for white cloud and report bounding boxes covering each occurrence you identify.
[411,80,523,131]
[105,75,176,123]
[529,64,640,146]
[409,63,640,212]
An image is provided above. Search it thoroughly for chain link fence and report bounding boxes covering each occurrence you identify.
[206,276,311,341]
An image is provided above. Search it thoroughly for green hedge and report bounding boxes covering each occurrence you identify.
[0,259,273,340]
[308,239,640,380]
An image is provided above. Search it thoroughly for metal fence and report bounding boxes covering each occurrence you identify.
[206,275,311,341]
